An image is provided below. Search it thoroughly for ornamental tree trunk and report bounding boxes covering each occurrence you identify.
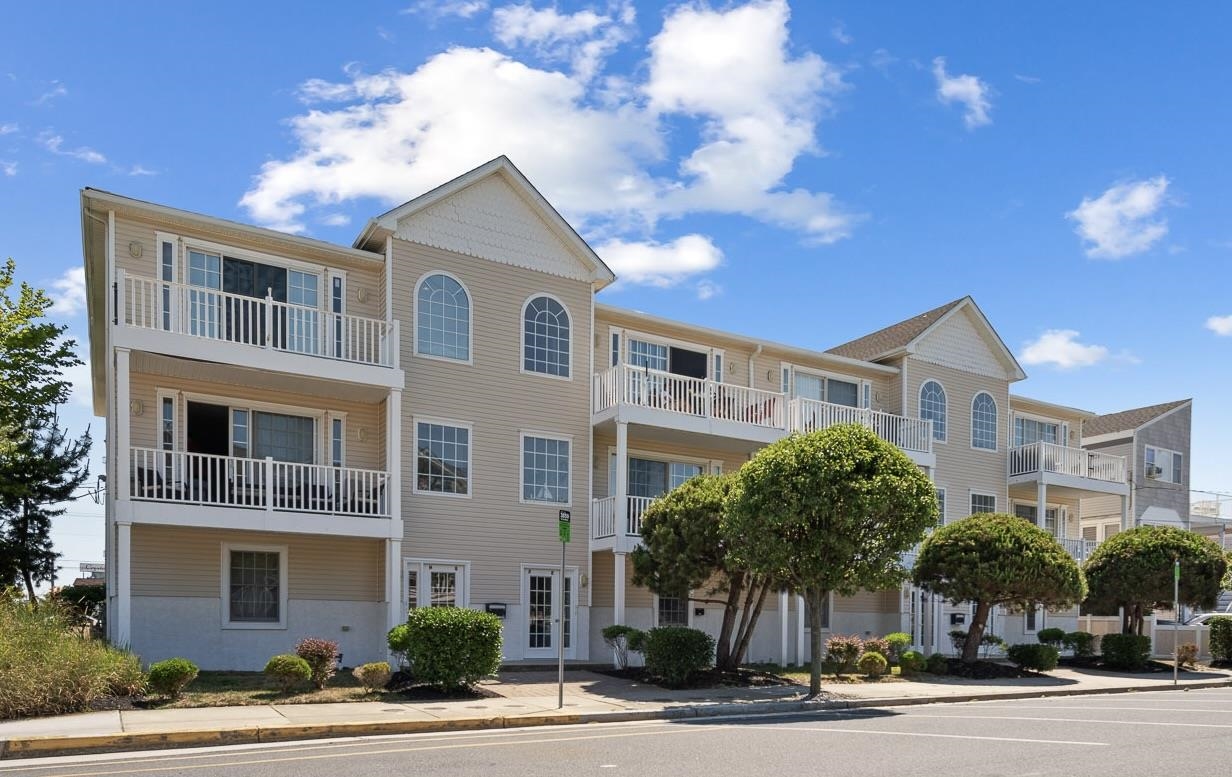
[713,572,745,670]
[962,600,992,663]
[806,588,825,698]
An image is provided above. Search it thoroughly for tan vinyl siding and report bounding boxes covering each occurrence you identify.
[834,589,899,614]
[131,524,383,601]
[127,370,384,471]
[591,435,752,498]
[112,214,385,324]
[391,239,593,603]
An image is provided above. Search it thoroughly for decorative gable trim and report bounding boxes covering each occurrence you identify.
[905,298,1027,381]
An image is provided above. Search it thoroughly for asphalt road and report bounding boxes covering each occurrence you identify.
[5,688,1232,777]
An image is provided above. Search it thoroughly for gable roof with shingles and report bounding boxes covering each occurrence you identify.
[827,298,967,361]
[1083,399,1192,438]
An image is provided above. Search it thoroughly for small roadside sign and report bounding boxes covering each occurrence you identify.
[558,509,571,543]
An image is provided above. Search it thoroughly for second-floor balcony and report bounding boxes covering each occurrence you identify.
[592,364,933,464]
[127,447,393,537]
[117,271,401,385]
[1008,441,1128,494]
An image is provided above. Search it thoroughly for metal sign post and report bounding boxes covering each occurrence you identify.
[557,509,571,709]
[1173,559,1180,686]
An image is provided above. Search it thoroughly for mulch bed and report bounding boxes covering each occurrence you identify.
[940,659,1035,679]
[387,670,499,700]
[597,667,794,690]
[1060,657,1182,674]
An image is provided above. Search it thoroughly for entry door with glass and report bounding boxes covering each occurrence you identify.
[524,567,576,659]
[1013,503,1059,536]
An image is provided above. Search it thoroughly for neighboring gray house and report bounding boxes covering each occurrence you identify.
[1080,399,1192,541]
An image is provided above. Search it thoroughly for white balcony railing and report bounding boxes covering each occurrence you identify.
[130,447,390,518]
[590,495,656,540]
[119,271,399,368]
[789,398,933,454]
[1009,441,1127,484]
[1058,537,1100,561]
[593,364,933,455]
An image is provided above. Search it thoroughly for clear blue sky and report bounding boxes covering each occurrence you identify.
[3,1,1231,577]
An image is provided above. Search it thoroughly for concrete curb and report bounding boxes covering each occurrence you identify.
[4,678,1231,760]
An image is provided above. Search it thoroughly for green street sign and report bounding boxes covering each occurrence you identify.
[559,521,571,543]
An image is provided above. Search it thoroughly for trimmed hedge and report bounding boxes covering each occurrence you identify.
[1036,628,1066,648]
[899,650,926,675]
[925,652,949,675]
[1063,631,1095,658]
[1100,633,1151,671]
[643,626,715,687]
[353,662,392,692]
[825,634,864,677]
[885,632,912,662]
[388,607,503,690]
[1007,643,1060,672]
[295,638,340,690]
[265,654,311,693]
[147,658,199,699]
[1210,616,1232,662]
[858,651,888,678]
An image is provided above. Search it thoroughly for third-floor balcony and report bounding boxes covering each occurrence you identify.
[1008,441,1129,495]
[592,364,933,466]
[116,270,402,387]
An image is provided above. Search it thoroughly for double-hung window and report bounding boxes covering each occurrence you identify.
[415,420,471,496]
[970,492,996,515]
[657,593,689,627]
[1145,446,1183,484]
[522,434,570,504]
[406,561,467,610]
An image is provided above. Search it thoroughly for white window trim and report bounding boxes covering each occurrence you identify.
[182,236,325,277]
[519,430,573,507]
[919,379,949,444]
[1024,605,1045,634]
[652,591,695,628]
[412,415,474,499]
[1144,445,1183,484]
[935,485,947,525]
[1010,499,1064,535]
[519,563,580,657]
[970,391,999,452]
[176,388,329,464]
[412,270,474,366]
[221,542,288,630]
[969,490,997,516]
[404,558,471,609]
[1011,412,1063,448]
[155,388,179,452]
[787,364,869,407]
[519,293,573,381]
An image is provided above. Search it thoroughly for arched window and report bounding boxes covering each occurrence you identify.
[971,392,997,450]
[919,380,947,442]
[416,273,470,361]
[522,295,571,377]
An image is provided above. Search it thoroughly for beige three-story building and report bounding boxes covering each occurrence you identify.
[84,157,1157,670]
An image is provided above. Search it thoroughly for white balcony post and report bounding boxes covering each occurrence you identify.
[613,552,626,626]
[1037,480,1048,534]
[115,521,132,647]
[779,590,789,666]
[795,595,806,663]
[386,388,402,525]
[390,320,401,369]
[115,268,127,327]
[265,456,275,512]
[385,539,403,631]
[1121,494,1131,532]
[615,421,628,545]
[263,290,274,348]
[115,348,132,502]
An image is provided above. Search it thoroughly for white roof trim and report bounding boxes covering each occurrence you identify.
[356,156,615,286]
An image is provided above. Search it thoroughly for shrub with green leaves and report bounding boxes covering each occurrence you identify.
[884,632,912,662]
[643,626,715,688]
[147,658,199,699]
[1036,627,1066,647]
[602,624,645,670]
[825,634,864,677]
[295,638,340,690]
[0,595,144,719]
[858,650,888,678]
[1063,631,1096,658]
[925,652,949,675]
[391,607,503,691]
[1209,617,1232,662]
[627,628,647,654]
[1176,643,1199,669]
[863,637,891,659]
[948,629,968,654]
[1100,633,1151,671]
[1007,643,1060,672]
[353,661,392,692]
[899,650,926,675]
[264,654,311,693]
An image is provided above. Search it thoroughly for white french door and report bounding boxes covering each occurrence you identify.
[524,567,577,659]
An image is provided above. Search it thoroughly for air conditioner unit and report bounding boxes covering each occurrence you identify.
[1146,465,1163,479]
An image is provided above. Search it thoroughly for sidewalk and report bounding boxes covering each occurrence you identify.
[2,666,1230,760]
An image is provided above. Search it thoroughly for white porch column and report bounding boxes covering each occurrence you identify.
[385,539,403,630]
[1120,494,1130,532]
[115,521,132,647]
[795,594,805,664]
[613,552,626,626]
[615,421,629,542]
[1037,480,1048,532]
[115,348,131,502]
[779,590,789,666]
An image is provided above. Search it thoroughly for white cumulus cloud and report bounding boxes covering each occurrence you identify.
[403,0,489,20]
[932,56,992,129]
[695,279,721,300]
[492,1,634,82]
[1206,315,1232,336]
[1067,176,1170,259]
[48,267,87,317]
[1019,329,1110,370]
[39,131,106,164]
[596,234,722,288]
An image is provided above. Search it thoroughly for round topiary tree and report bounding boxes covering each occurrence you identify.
[728,424,939,697]
[912,512,1086,663]
[1084,525,1227,635]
